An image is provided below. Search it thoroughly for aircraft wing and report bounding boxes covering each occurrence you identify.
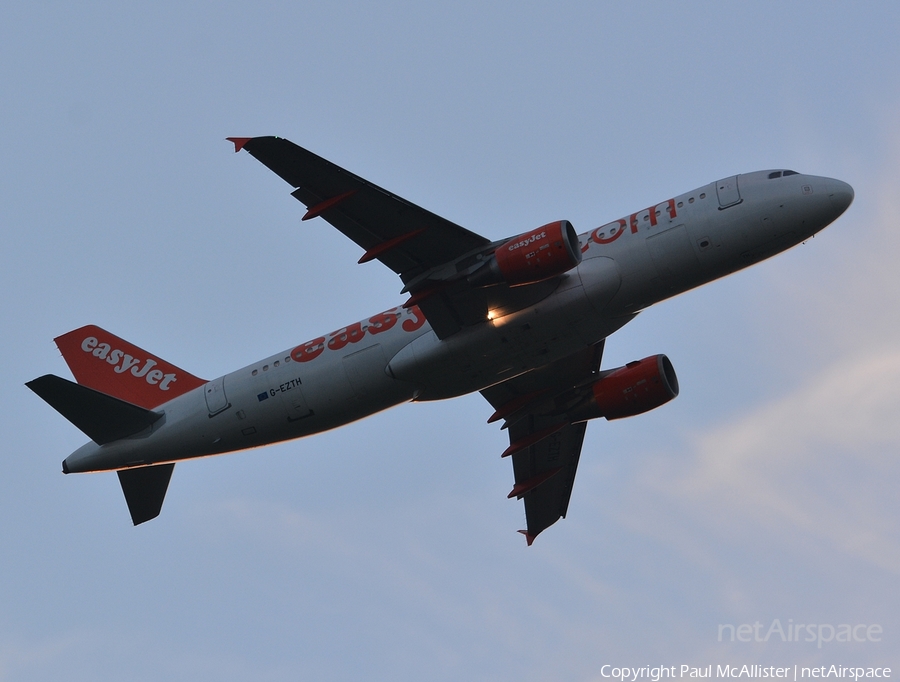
[229,136,566,339]
[506,417,587,544]
[228,136,491,282]
[481,342,603,543]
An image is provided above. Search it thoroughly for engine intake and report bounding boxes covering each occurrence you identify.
[469,220,582,287]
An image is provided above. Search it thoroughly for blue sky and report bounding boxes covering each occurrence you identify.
[2,2,899,680]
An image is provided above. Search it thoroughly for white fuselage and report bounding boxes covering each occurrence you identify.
[63,171,852,473]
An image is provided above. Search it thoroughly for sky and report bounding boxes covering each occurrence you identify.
[2,1,899,680]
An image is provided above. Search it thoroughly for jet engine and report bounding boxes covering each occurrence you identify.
[570,354,679,422]
[469,220,582,287]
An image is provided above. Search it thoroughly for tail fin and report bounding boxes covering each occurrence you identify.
[54,325,206,409]
[26,374,163,444]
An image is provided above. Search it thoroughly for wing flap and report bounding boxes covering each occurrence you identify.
[481,341,604,425]
[509,416,587,540]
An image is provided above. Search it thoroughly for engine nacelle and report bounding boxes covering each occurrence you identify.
[469,220,582,287]
[571,354,679,421]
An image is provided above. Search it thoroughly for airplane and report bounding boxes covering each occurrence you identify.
[26,136,854,544]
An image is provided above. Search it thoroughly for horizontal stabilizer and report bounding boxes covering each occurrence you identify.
[26,374,163,445]
[118,464,175,525]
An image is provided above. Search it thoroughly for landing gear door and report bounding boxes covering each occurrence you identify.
[204,376,230,416]
[716,176,742,209]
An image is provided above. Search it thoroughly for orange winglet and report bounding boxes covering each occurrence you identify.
[358,229,425,264]
[501,422,569,458]
[517,530,536,546]
[226,137,252,153]
[507,467,563,499]
[302,190,357,221]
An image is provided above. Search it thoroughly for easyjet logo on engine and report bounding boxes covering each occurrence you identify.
[80,336,178,390]
[507,231,547,252]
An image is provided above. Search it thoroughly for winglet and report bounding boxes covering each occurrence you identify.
[517,529,536,546]
[226,137,252,153]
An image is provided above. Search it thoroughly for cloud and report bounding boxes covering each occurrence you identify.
[664,348,900,572]
[632,117,900,576]
[768,115,900,358]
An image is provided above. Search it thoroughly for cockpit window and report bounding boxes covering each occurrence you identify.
[768,170,799,179]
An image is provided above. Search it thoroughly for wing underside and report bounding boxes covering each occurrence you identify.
[481,341,604,543]
[230,136,566,339]
[509,418,587,543]
[230,136,490,281]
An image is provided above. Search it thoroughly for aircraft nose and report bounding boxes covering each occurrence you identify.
[827,179,854,217]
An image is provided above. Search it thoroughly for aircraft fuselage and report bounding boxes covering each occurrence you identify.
[62,169,852,475]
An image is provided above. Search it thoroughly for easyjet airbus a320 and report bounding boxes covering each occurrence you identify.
[27,137,853,543]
